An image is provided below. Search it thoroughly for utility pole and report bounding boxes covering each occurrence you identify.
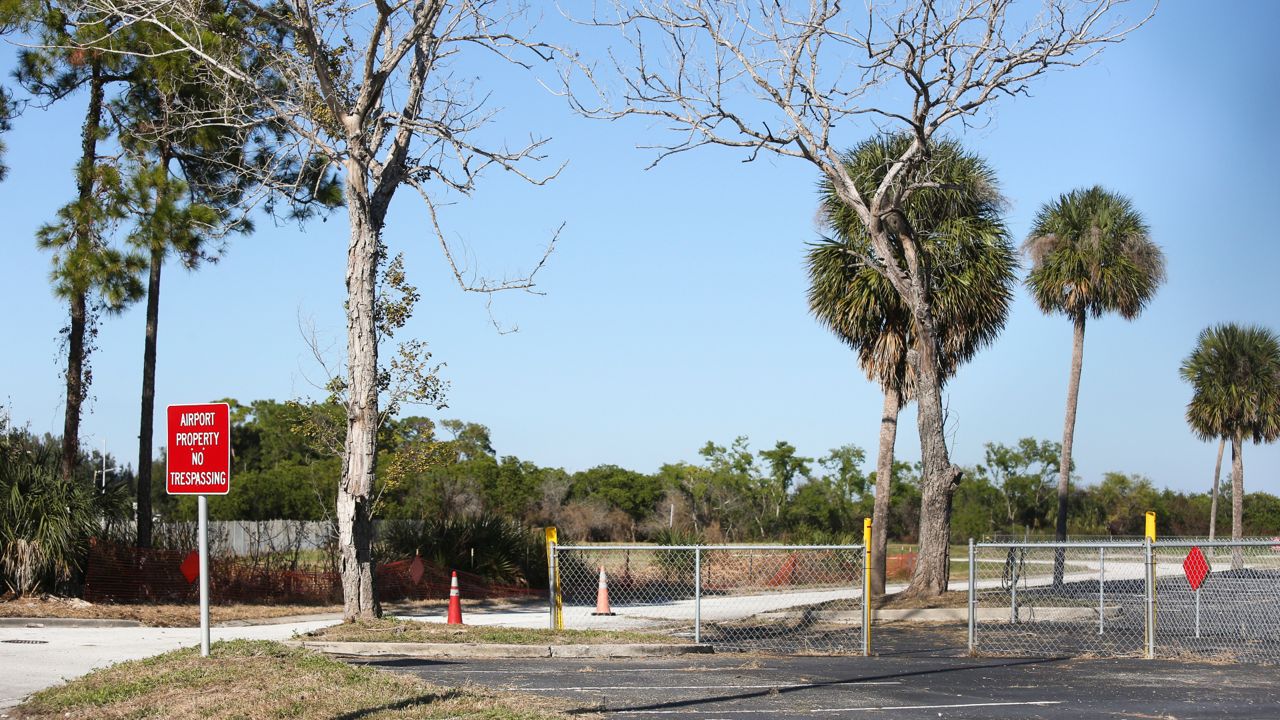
[95,438,118,492]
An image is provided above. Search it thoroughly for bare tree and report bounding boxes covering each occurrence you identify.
[66,0,563,619]
[567,0,1154,596]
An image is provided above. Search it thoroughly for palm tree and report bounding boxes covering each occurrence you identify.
[807,134,1016,598]
[1180,324,1280,566]
[1023,187,1165,578]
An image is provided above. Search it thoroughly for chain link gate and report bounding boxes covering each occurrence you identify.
[1152,540,1280,663]
[968,538,1280,664]
[549,544,866,653]
[968,540,1150,658]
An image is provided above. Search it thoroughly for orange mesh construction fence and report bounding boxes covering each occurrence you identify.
[887,551,918,580]
[83,541,543,605]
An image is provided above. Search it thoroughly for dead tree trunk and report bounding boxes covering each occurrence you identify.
[905,318,961,596]
[899,259,962,598]
[338,171,384,621]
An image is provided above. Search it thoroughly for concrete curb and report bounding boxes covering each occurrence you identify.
[0,617,143,628]
[214,613,342,628]
[286,640,714,658]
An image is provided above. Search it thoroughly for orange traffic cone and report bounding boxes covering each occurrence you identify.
[591,566,616,616]
[446,571,464,624]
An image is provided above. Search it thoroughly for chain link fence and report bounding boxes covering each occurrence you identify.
[969,539,1280,664]
[969,540,1148,658]
[1153,540,1280,663]
[551,544,866,653]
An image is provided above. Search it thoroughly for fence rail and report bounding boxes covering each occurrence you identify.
[969,538,1280,664]
[551,543,866,653]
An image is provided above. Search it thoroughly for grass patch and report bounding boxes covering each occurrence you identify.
[308,618,687,645]
[15,639,580,719]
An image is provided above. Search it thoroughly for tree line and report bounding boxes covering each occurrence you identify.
[148,400,1280,544]
[5,405,1280,596]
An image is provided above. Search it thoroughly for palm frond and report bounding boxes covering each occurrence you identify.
[806,134,1016,398]
[1180,323,1280,444]
[1023,186,1165,321]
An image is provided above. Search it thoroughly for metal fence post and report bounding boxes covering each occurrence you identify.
[863,518,872,657]
[1145,512,1156,659]
[694,546,702,644]
[545,527,561,630]
[1098,546,1105,635]
[967,539,975,655]
[1144,537,1154,659]
[1010,549,1019,624]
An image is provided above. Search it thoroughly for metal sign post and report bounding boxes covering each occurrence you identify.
[167,403,231,658]
[198,495,210,656]
[1195,588,1201,638]
[1182,546,1211,641]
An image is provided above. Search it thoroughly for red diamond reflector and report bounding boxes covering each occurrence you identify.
[410,555,425,584]
[180,550,200,584]
[1183,546,1211,591]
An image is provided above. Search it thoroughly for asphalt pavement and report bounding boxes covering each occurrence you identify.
[362,644,1280,719]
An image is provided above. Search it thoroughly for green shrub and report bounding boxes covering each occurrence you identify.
[379,513,546,586]
[0,422,130,595]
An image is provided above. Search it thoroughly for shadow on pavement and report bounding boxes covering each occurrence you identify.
[565,656,1068,715]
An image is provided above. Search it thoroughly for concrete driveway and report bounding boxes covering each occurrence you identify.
[0,618,338,710]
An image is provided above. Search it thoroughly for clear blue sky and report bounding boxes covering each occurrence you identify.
[2,1,1277,495]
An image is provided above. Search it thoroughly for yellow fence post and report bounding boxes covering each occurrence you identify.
[544,527,562,630]
[863,517,872,656]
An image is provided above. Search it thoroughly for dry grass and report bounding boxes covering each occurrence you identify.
[14,640,585,720]
[308,618,687,645]
[0,596,531,627]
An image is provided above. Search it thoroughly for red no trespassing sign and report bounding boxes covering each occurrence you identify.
[166,403,231,495]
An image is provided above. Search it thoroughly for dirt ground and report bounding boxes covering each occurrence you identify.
[876,590,969,609]
[0,596,340,626]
